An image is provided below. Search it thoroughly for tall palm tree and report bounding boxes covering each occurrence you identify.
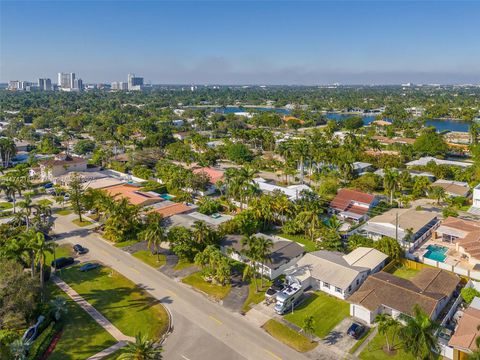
[256,236,273,289]
[18,195,35,229]
[118,333,163,360]
[383,168,400,204]
[241,235,261,292]
[430,186,446,205]
[303,316,316,342]
[32,231,56,293]
[2,178,23,214]
[141,213,165,263]
[398,305,439,359]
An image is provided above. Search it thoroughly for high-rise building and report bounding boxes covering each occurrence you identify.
[73,78,83,91]
[127,73,144,91]
[58,72,75,90]
[38,78,52,91]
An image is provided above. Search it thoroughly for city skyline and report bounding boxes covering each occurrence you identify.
[1,1,480,85]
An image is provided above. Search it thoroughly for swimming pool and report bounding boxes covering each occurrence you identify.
[160,193,175,200]
[424,244,448,262]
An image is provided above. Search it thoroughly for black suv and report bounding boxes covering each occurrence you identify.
[51,257,75,269]
[347,323,367,340]
[73,244,87,254]
[265,280,285,298]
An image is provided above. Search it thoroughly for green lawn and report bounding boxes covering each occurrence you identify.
[46,244,73,267]
[37,199,53,206]
[56,208,73,216]
[0,201,13,210]
[242,278,272,313]
[284,292,349,338]
[359,330,417,360]
[388,265,419,280]
[72,218,93,227]
[57,266,170,339]
[182,272,231,300]
[114,239,140,248]
[47,284,117,360]
[263,319,317,353]
[132,250,166,268]
[174,258,196,271]
[277,233,317,252]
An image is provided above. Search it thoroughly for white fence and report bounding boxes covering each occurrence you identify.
[417,255,480,280]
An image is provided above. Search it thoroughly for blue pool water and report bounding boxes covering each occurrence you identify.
[160,194,175,200]
[424,245,448,262]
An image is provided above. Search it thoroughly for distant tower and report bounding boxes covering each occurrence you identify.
[127,73,144,91]
[58,72,75,90]
[38,78,52,91]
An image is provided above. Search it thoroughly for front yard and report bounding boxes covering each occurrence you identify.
[242,278,272,313]
[57,266,170,339]
[132,250,166,268]
[359,329,416,360]
[262,319,317,352]
[284,291,350,338]
[182,271,231,300]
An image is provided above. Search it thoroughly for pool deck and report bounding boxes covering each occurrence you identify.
[412,238,474,270]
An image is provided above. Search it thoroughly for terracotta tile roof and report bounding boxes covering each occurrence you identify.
[192,167,224,184]
[349,268,459,318]
[104,184,163,207]
[442,217,480,233]
[449,307,480,352]
[39,156,87,167]
[330,189,376,216]
[152,202,193,217]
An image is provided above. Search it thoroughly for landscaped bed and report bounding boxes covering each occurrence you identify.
[242,278,271,313]
[47,284,117,360]
[182,271,231,300]
[57,266,170,339]
[72,218,93,227]
[55,208,73,216]
[262,319,317,352]
[132,250,166,268]
[284,291,349,338]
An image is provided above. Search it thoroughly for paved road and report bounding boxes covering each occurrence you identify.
[52,215,316,360]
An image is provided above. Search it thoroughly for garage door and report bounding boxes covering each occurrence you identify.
[351,304,372,324]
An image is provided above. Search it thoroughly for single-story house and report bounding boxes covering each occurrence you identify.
[151,201,196,218]
[431,180,470,198]
[192,166,225,195]
[435,217,480,264]
[167,211,232,229]
[287,247,387,300]
[39,155,88,182]
[449,298,480,358]
[220,233,305,279]
[103,184,164,207]
[349,268,460,325]
[353,208,439,248]
[352,162,373,175]
[330,189,378,222]
[253,178,312,201]
[407,156,473,168]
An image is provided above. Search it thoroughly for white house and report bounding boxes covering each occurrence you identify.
[287,247,388,300]
[469,183,480,215]
[220,233,305,280]
[39,155,88,182]
[349,268,460,325]
[253,178,312,201]
[407,156,473,168]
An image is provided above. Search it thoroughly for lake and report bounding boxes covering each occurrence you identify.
[212,107,471,132]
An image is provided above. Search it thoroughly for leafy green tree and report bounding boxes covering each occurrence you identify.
[376,314,402,353]
[303,315,316,342]
[413,128,448,157]
[68,173,85,222]
[49,296,68,321]
[374,236,403,260]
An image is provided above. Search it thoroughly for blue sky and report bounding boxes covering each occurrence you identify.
[1,1,479,84]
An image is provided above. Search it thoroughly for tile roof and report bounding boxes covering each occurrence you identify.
[440,217,480,259]
[39,155,87,167]
[152,202,193,217]
[192,167,224,184]
[104,184,163,207]
[330,189,376,216]
[349,268,459,318]
[449,307,480,352]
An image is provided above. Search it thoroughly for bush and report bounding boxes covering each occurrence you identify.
[27,321,61,360]
[443,207,459,218]
[461,287,480,304]
[198,198,222,215]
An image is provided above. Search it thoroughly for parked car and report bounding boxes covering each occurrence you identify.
[266,280,285,298]
[73,244,87,254]
[43,183,53,189]
[51,257,74,269]
[79,263,101,272]
[347,323,367,340]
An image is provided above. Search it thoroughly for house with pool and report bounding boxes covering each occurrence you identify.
[410,217,480,280]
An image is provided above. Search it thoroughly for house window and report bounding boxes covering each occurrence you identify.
[356,279,360,285]
[335,287,342,293]
[323,282,330,289]
[348,285,352,292]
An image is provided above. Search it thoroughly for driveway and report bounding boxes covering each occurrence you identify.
[222,273,249,313]
[321,318,357,354]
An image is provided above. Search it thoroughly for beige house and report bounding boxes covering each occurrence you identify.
[39,155,88,182]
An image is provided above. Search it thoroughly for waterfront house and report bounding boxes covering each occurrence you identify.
[288,247,387,300]
[349,268,460,325]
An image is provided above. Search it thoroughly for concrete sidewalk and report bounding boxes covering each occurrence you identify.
[52,276,134,342]
[87,341,129,360]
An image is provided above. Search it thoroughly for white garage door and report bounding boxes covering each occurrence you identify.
[350,304,372,324]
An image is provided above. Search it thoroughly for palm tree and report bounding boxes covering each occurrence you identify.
[50,296,68,321]
[398,305,439,359]
[297,210,321,241]
[256,236,273,289]
[430,186,446,205]
[192,221,217,247]
[376,313,402,353]
[10,338,29,360]
[118,333,163,360]
[303,316,316,342]
[32,231,56,293]
[141,213,165,263]
[18,195,35,229]
[383,168,399,204]
[2,178,23,213]
[241,235,261,292]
